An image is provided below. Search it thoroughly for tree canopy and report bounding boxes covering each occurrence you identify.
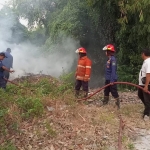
[1,0,150,87]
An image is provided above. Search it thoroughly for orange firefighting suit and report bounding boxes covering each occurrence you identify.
[75,56,92,92]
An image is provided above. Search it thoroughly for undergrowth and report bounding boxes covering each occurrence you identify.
[0,72,74,139]
[0,72,142,150]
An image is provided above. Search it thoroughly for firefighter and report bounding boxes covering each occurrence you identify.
[75,47,92,98]
[0,52,14,89]
[102,44,120,109]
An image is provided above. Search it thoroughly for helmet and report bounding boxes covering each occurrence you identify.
[75,47,87,54]
[103,44,115,52]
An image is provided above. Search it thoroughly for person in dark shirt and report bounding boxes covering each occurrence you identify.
[2,48,13,81]
[0,52,14,89]
[102,44,120,109]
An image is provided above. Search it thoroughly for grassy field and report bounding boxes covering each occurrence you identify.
[0,74,149,150]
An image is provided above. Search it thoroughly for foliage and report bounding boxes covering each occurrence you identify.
[116,0,150,84]
[59,71,74,89]
[2,0,150,86]
[0,72,74,137]
[16,97,44,118]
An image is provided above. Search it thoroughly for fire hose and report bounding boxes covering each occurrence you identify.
[4,78,21,87]
[77,82,150,101]
[4,78,34,91]
[5,79,149,150]
[77,82,150,150]
[5,79,150,97]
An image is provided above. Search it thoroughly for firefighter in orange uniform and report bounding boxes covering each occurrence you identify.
[75,47,92,98]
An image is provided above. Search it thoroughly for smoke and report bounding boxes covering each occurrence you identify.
[0,7,78,79]
[10,39,78,79]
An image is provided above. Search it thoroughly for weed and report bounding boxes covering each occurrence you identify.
[127,143,135,150]
[122,135,135,150]
[16,97,44,119]
[0,109,7,117]
[45,122,57,137]
[59,72,74,91]
[121,104,143,117]
[99,112,116,124]
[0,142,17,150]
[122,135,128,143]
[36,78,55,95]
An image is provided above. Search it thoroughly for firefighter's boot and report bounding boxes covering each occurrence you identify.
[83,91,88,98]
[75,90,79,98]
[102,96,109,105]
[115,98,120,109]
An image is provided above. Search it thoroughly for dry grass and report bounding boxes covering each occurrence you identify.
[1,75,149,150]
[6,104,22,124]
[1,98,149,150]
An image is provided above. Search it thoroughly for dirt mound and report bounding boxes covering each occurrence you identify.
[12,73,58,84]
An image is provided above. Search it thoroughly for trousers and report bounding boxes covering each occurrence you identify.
[75,80,88,92]
[138,85,150,116]
[0,77,6,89]
[104,80,119,98]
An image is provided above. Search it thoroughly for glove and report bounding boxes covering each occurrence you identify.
[83,77,89,82]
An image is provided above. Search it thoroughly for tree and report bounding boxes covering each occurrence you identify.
[3,0,150,87]
[0,6,28,44]
[116,0,150,84]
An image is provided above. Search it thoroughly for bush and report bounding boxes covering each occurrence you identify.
[56,72,74,94]
[16,97,44,119]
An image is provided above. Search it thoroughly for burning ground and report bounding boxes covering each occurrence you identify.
[0,74,150,150]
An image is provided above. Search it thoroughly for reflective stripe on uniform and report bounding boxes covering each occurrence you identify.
[85,66,91,68]
[76,76,90,80]
[78,65,86,68]
[76,75,84,79]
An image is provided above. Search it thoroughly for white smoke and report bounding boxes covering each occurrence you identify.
[0,5,78,79]
[10,39,78,79]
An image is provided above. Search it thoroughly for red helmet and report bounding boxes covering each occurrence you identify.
[75,47,87,54]
[103,44,115,52]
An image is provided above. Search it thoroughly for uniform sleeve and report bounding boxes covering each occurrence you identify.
[0,62,3,68]
[84,59,92,81]
[11,56,13,68]
[110,59,116,82]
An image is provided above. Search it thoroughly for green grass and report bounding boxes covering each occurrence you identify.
[0,142,17,150]
[0,72,74,138]
[0,72,142,149]
[127,143,135,150]
[45,122,57,137]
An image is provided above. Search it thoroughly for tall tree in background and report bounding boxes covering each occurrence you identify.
[116,0,150,84]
